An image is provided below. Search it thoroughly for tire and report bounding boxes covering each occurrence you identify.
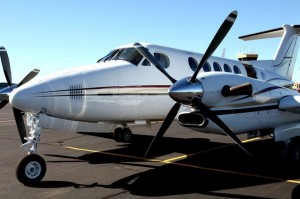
[16,154,46,185]
[122,128,132,143]
[113,127,123,142]
[292,145,300,162]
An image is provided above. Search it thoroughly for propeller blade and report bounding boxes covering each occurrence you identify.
[145,102,181,157]
[18,68,40,87]
[0,46,12,86]
[0,99,8,109]
[12,107,27,144]
[190,10,238,83]
[191,97,252,156]
[134,42,176,84]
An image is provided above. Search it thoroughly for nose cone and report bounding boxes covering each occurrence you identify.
[169,77,204,105]
[9,82,43,113]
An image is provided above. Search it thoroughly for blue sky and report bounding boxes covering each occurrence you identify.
[0,0,299,83]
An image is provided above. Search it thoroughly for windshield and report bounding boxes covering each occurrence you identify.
[97,49,119,63]
[98,47,143,65]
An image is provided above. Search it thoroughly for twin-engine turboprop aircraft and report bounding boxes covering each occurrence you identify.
[1,10,300,185]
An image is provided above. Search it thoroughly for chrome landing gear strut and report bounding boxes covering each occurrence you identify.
[16,113,46,185]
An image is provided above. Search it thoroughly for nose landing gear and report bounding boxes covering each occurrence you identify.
[16,113,46,185]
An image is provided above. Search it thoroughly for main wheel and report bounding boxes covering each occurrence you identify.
[16,154,46,185]
[122,128,132,143]
[113,127,123,142]
[292,144,300,162]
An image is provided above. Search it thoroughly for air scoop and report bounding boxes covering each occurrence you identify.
[168,77,204,105]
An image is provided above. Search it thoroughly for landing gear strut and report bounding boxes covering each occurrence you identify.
[113,125,133,143]
[16,113,46,185]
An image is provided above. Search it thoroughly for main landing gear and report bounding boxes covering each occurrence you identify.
[16,113,46,185]
[281,137,300,163]
[113,125,133,143]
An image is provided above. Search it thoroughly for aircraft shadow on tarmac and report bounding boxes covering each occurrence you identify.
[41,133,300,198]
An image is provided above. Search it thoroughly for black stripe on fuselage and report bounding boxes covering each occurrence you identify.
[32,85,170,97]
[212,104,278,115]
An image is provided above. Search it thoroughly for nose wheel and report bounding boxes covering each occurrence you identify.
[16,154,46,185]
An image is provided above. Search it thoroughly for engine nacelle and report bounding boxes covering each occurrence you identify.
[177,111,208,128]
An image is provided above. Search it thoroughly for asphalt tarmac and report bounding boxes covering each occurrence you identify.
[1,105,300,199]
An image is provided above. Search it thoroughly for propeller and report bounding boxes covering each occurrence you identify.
[144,102,181,157]
[0,46,39,144]
[189,10,237,83]
[13,107,27,143]
[134,42,176,84]
[18,68,40,87]
[0,46,12,86]
[137,10,251,157]
[191,97,252,156]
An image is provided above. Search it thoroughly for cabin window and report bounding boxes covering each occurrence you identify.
[188,57,197,71]
[243,64,257,79]
[202,62,211,72]
[154,52,170,68]
[213,62,222,71]
[233,65,241,74]
[224,64,232,72]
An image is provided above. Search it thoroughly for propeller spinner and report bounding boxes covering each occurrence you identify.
[135,10,252,157]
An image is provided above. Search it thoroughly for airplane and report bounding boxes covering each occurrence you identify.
[0,10,300,185]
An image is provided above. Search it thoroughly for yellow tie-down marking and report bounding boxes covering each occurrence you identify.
[65,138,300,185]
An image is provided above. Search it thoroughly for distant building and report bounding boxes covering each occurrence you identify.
[237,53,258,61]
[293,82,300,90]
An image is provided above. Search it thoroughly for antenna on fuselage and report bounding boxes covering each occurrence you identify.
[221,48,226,58]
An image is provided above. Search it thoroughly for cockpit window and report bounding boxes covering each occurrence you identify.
[98,48,143,65]
[154,52,170,68]
[113,48,143,65]
[141,58,151,66]
[97,49,119,63]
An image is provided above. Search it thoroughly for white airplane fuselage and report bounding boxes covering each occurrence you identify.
[9,41,300,136]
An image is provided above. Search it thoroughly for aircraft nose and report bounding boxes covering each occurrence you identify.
[9,83,44,113]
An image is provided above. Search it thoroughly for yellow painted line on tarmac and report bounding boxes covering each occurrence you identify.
[181,136,266,158]
[65,145,300,184]
[182,145,231,157]
[65,146,154,162]
[242,137,263,143]
[161,154,187,163]
[165,136,266,161]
